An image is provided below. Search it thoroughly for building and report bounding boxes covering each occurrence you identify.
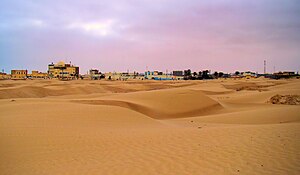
[89,69,105,80]
[104,72,121,80]
[242,71,257,79]
[172,70,184,80]
[272,71,296,79]
[11,70,28,80]
[104,72,143,80]
[0,72,10,80]
[144,71,173,80]
[173,71,183,76]
[29,71,48,79]
[48,61,79,79]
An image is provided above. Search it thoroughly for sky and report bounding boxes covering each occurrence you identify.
[0,0,299,74]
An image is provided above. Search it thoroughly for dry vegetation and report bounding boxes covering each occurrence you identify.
[269,94,300,105]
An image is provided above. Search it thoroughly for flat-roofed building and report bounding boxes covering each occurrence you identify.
[89,69,105,80]
[242,71,257,79]
[29,71,48,79]
[173,70,183,76]
[104,72,122,80]
[48,61,79,79]
[0,72,10,80]
[104,72,143,80]
[11,70,28,80]
[145,71,173,80]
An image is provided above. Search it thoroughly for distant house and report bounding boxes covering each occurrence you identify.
[104,71,143,81]
[11,70,28,80]
[272,71,296,79]
[173,71,183,76]
[48,61,79,80]
[144,71,173,80]
[89,69,104,80]
[242,71,257,79]
[0,72,10,80]
[29,70,48,79]
[172,71,184,80]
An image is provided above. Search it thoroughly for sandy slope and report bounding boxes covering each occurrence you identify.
[0,79,299,175]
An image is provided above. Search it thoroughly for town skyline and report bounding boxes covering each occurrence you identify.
[1,59,298,75]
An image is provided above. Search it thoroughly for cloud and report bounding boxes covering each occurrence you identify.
[0,0,299,73]
[66,20,117,37]
[29,19,45,27]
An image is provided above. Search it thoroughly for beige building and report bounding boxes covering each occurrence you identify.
[29,71,48,79]
[48,61,79,79]
[11,70,28,80]
[104,72,123,80]
[104,72,143,80]
[0,72,10,80]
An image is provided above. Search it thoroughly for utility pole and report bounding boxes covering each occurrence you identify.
[166,69,168,78]
[264,60,266,74]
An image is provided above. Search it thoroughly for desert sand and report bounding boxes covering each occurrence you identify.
[0,79,299,175]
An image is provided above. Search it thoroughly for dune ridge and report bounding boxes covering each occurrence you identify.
[73,99,223,119]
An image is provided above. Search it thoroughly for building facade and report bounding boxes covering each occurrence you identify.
[0,72,10,80]
[11,70,28,80]
[29,71,48,79]
[242,71,257,79]
[89,69,105,80]
[144,71,173,80]
[48,61,79,79]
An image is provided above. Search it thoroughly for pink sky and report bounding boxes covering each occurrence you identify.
[0,0,299,74]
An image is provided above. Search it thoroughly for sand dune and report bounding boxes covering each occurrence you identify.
[73,88,224,119]
[0,80,198,99]
[171,105,300,124]
[0,79,300,175]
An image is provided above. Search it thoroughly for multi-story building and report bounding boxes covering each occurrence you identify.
[11,70,28,80]
[48,61,79,79]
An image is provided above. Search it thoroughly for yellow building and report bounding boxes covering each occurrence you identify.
[48,61,79,79]
[11,70,28,80]
[242,71,257,79]
[29,71,48,79]
[0,72,10,80]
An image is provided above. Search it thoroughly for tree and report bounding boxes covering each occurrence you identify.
[198,71,203,80]
[202,70,209,79]
[184,69,191,76]
[214,71,219,78]
[184,69,192,80]
[218,72,224,78]
[235,71,240,75]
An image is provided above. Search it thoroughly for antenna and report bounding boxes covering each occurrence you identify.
[264,60,266,74]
